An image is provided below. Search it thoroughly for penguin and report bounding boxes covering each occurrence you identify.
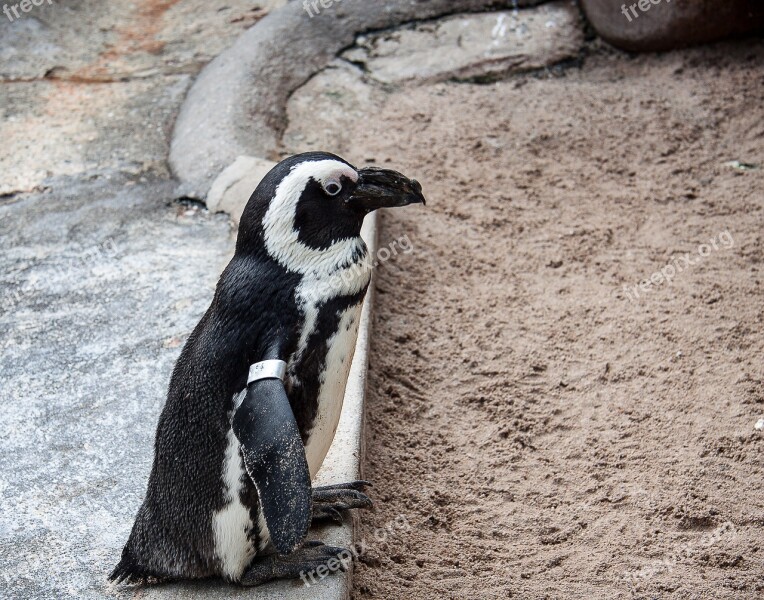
[110,152,425,586]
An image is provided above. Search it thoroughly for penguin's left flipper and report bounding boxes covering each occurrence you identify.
[233,377,312,555]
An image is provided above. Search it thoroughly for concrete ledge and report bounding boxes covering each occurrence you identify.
[206,156,277,226]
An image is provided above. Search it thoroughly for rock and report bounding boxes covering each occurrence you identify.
[0,0,288,197]
[0,16,63,81]
[284,61,386,157]
[0,75,194,197]
[0,176,233,599]
[341,1,584,85]
[0,0,288,82]
[206,156,276,224]
[169,0,542,200]
[724,160,759,172]
[580,0,764,52]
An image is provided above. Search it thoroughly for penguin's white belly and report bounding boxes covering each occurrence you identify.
[213,398,258,581]
[302,304,362,478]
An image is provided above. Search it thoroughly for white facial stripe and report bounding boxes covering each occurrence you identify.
[262,159,361,276]
[310,160,358,187]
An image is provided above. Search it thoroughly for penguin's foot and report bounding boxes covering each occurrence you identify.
[311,480,373,525]
[239,541,350,587]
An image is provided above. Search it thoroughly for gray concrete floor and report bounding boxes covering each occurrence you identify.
[0,176,234,598]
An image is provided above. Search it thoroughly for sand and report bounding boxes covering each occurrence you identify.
[347,39,764,599]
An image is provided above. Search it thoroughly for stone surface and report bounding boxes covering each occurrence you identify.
[0,0,287,196]
[0,176,231,598]
[580,0,764,52]
[283,61,386,158]
[0,76,192,196]
[342,1,584,84]
[0,0,286,82]
[206,156,277,224]
[168,0,528,200]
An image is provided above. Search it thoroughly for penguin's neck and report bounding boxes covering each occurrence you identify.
[293,238,371,308]
[262,208,368,281]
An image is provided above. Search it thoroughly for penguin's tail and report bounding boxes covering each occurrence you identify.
[109,558,143,585]
[109,561,135,585]
[109,547,156,585]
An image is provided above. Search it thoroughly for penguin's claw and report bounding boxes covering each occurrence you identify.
[310,481,374,525]
[311,505,344,525]
[239,542,350,586]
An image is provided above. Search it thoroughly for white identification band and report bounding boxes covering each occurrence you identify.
[248,360,287,384]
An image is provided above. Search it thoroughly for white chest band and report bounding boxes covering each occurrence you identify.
[247,360,287,384]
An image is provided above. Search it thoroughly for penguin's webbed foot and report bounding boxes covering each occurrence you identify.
[311,480,373,525]
[239,541,349,586]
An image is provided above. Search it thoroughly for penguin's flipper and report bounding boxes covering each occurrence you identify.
[233,377,312,555]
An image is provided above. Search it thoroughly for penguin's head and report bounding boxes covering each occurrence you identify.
[237,152,425,269]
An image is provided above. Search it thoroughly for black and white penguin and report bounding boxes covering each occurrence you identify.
[110,152,425,586]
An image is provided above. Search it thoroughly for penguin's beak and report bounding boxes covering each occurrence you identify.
[350,167,426,213]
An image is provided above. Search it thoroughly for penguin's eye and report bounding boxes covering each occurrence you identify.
[323,180,342,196]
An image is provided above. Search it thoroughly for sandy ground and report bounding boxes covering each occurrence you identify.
[347,40,764,599]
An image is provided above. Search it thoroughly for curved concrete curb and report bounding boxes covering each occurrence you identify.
[169,0,536,200]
